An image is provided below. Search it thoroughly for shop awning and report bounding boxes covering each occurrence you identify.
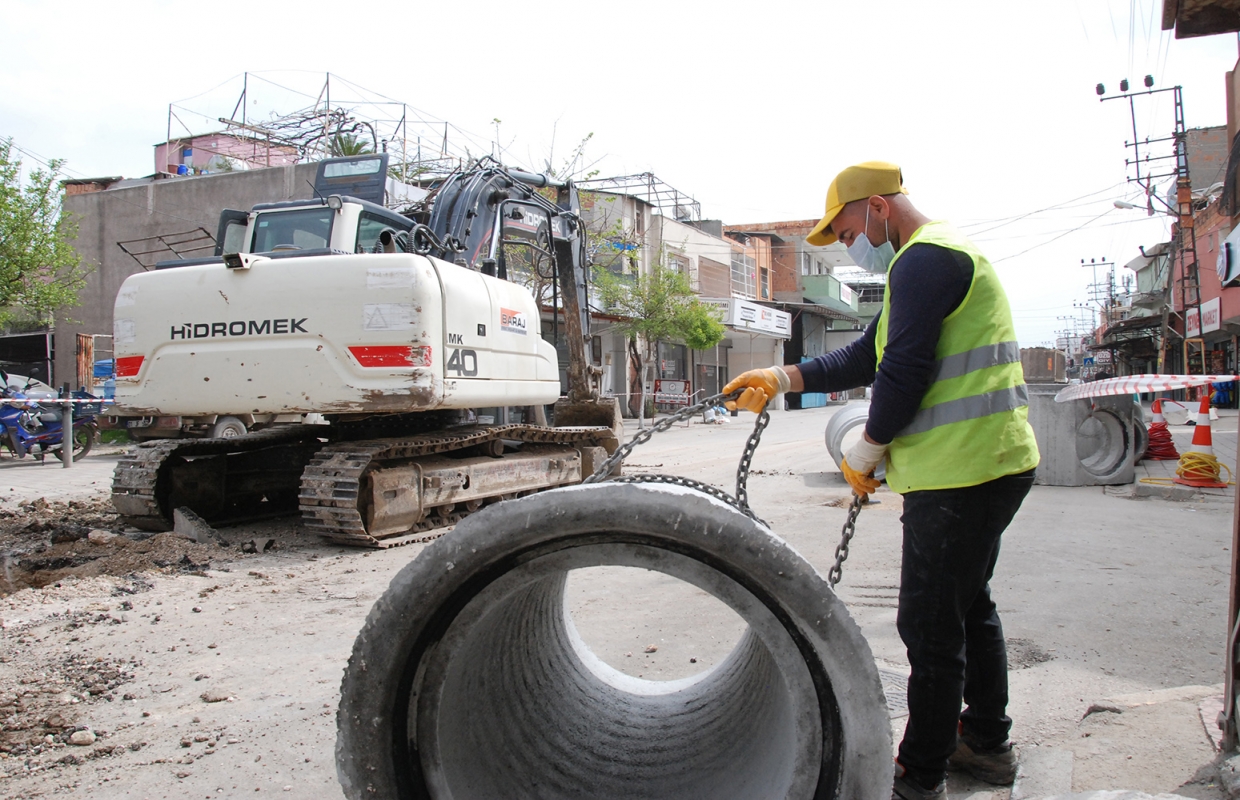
[764,301,862,326]
[1096,315,1163,347]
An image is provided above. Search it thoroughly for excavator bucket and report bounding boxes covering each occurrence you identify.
[553,395,624,454]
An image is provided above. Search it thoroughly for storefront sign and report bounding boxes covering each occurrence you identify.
[701,298,790,338]
[1221,227,1240,286]
[1202,297,1221,334]
[654,379,690,405]
[1186,306,1201,338]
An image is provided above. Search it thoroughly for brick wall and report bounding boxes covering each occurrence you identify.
[771,241,800,295]
[1188,126,1228,191]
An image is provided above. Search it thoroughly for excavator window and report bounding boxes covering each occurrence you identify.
[357,212,396,253]
[252,208,333,253]
[501,204,553,290]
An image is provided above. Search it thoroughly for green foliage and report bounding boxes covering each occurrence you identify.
[592,263,725,351]
[594,262,724,425]
[546,132,599,181]
[681,302,727,351]
[329,133,375,157]
[388,161,427,183]
[0,140,89,326]
[100,429,132,445]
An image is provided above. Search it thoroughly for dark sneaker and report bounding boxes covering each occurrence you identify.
[948,737,1017,785]
[892,762,947,800]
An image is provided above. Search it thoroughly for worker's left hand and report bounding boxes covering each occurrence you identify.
[841,437,887,498]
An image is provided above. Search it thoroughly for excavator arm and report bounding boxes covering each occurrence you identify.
[424,161,619,430]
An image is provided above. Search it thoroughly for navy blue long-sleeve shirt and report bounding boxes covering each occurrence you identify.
[798,243,974,444]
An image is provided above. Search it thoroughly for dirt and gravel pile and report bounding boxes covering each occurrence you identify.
[0,610,142,756]
[0,497,224,594]
[0,496,120,550]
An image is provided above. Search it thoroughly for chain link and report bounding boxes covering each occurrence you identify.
[828,493,865,588]
[582,390,863,587]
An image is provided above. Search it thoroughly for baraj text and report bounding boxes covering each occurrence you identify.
[170,319,308,339]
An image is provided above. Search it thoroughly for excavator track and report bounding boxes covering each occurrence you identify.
[299,424,615,548]
[111,423,616,546]
[111,426,329,531]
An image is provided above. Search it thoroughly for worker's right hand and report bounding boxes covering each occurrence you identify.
[723,367,791,413]
[841,436,886,498]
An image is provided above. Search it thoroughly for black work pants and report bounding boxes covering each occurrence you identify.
[894,469,1034,787]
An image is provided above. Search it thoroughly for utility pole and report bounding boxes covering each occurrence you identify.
[1098,78,1199,374]
[1081,257,1118,372]
[1057,307,1099,378]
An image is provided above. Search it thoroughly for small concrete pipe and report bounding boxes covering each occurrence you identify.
[824,402,885,481]
[336,482,892,799]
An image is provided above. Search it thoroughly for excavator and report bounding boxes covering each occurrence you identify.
[110,155,622,547]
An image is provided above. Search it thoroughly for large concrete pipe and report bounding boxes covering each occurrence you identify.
[336,482,892,799]
[824,402,886,481]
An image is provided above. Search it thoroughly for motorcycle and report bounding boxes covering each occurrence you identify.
[0,371,99,462]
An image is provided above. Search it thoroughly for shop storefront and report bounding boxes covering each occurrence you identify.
[1186,299,1238,407]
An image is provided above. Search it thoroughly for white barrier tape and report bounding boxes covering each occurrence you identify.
[1054,374,1239,403]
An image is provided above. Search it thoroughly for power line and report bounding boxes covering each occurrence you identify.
[957,181,1129,235]
[991,207,1121,263]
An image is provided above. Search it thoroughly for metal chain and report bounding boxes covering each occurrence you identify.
[582,389,863,587]
[584,391,769,522]
[828,493,865,588]
[734,407,771,514]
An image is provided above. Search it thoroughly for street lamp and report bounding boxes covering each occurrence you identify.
[1114,199,1176,217]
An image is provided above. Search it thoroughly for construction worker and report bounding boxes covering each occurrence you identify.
[722,162,1039,800]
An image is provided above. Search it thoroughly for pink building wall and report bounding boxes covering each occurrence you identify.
[154,133,299,175]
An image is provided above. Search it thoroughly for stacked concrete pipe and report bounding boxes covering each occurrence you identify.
[824,403,886,481]
[336,482,893,799]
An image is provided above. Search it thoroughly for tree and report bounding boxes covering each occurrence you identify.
[329,132,375,157]
[593,262,725,427]
[0,140,89,328]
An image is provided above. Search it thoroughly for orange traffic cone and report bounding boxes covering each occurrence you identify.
[1186,395,1214,457]
[1173,395,1228,488]
[1144,399,1179,460]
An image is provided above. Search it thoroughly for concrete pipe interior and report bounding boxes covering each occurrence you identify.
[415,544,829,800]
[1076,409,1130,478]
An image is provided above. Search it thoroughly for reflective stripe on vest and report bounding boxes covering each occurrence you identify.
[899,384,1029,437]
[928,340,1021,383]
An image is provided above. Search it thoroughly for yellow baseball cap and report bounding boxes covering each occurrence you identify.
[806,161,909,246]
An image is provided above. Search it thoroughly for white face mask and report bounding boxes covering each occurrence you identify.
[846,207,896,274]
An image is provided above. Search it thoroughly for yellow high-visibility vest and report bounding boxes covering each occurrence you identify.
[874,221,1039,493]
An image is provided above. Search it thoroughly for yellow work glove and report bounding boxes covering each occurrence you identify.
[722,367,791,413]
[841,437,886,499]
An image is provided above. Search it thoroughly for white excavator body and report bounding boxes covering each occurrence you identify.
[112,247,560,417]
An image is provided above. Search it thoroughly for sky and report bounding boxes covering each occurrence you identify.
[3,0,1238,346]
